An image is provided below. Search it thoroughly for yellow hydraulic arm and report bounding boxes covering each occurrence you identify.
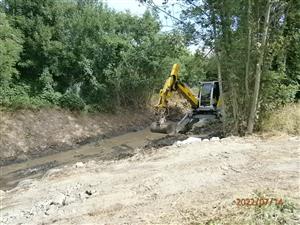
[156,64,199,110]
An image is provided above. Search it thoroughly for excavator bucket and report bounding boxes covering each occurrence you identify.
[150,121,175,134]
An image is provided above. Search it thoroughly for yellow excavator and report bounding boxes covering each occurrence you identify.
[151,63,222,134]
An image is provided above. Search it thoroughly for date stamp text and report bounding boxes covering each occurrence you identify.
[234,198,284,206]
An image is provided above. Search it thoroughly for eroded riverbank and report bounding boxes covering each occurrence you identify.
[1,128,167,190]
[0,109,154,166]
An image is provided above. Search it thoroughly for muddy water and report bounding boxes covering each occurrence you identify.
[0,128,166,191]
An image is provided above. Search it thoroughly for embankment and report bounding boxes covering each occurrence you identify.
[0,108,153,166]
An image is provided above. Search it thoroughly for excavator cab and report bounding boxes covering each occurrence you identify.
[198,81,220,111]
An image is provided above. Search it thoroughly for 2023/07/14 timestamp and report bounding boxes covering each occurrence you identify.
[235,198,284,206]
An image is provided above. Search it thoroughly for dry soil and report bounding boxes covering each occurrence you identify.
[1,135,299,225]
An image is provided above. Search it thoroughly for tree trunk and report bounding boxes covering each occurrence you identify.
[216,52,227,119]
[211,3,226,120]
[245,0,252,99]
[247,0,272,134]
[231,84,239,133]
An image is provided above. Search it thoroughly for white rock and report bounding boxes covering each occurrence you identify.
[74,162,84,168]
[202,139,209,142]
[86,160,96,168]
[43,168,62,178]
[210,137,220,141]
[17,179,35,188]
[174,137,202,146]
[50,192,66,206]
[45,204,59,216]
[64,196,77,205]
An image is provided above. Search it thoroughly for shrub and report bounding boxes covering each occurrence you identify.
[40,90,62,105]
[0,84,30,108]
[59,92,85,111]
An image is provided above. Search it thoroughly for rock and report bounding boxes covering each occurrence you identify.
[202,139,209,142]
[86,160,96,168]
[85,190,92,196]
[210,137,220,141]
[74,162,84,168]
[45,204,59,216]
[43,168,62,178]
[17,179,35,188]
[79,189,95,200]
[50,192,66,206]
[64,196,77,205]
[174,137,202,146]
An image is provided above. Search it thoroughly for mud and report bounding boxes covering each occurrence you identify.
[0,128,166,191]
[0,109,154,166]
[144,134,188,149]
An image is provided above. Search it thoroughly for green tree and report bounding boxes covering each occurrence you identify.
[1,0,193,111]
[141,0,299,134]
[0,13,23,85]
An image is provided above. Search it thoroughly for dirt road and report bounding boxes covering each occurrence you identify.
[1,135,299,224]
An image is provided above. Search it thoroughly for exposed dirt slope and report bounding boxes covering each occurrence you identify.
[0,109,153,165]
[1,135,299,224]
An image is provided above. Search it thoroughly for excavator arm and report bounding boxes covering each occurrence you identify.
[176,81,199,109]
[156,64,199,110]
[151,64,199,134]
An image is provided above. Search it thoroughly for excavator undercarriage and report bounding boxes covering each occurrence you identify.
[151,64,222,134]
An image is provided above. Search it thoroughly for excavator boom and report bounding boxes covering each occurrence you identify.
[156,64,198,110]
[151,64,199,134]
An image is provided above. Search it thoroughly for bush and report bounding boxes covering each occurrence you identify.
[59,92,85,111]
[40,90,62,105]
[0,84,54,109]
[0,84,30,108]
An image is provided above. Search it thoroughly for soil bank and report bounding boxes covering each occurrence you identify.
[0,108,154,166]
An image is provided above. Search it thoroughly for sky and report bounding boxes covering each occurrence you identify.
[104,0,148,16]
[103,0,180,30]
[103,0,202,52]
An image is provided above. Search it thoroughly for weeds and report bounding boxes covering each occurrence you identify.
[192,191,299,225]
[261,103,300,135]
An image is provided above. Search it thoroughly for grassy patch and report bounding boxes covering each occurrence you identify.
[203,193,298,225]
[261,103,300,135]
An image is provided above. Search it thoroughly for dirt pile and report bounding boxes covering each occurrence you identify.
[1,135,299,225]
[0,109,153,166]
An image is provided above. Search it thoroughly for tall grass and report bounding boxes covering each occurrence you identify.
[262,103,300,135]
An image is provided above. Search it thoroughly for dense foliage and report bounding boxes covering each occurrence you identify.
[1,0,299,134]
[142,0,300,134]
[0,0,202,111]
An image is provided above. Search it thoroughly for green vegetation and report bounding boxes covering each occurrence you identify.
[141,0,300,134]
[1,0,299,133]
[0,0,200,111]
